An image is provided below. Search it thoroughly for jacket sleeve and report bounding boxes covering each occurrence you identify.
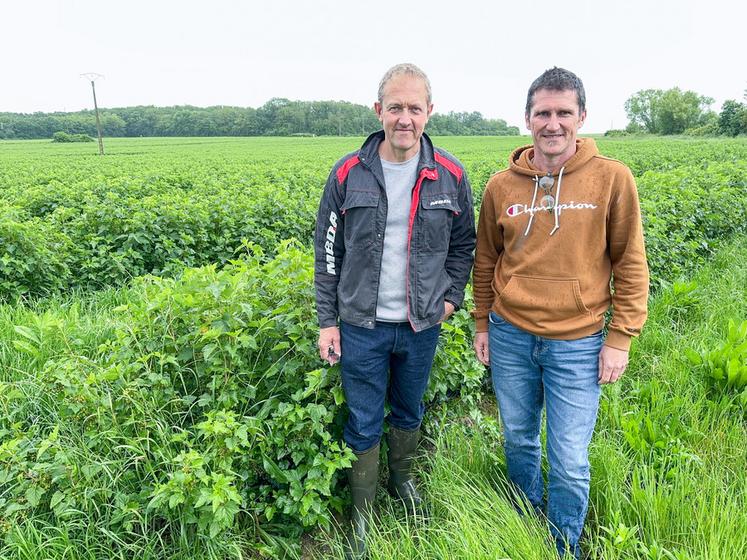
[471,185,502,332]
[605,167,649,351]
[314,168,346,328]
[443,172,476,310]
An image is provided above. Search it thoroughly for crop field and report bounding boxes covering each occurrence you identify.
[0,135,746,559]
[2,136,746,300]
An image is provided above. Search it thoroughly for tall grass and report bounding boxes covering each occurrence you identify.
[319,421,561,560]
[588,237,747,559]
[317,236,747,560]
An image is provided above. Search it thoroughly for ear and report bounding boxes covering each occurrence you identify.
[525,112,531,130]
[578,110,587,128]
[374,102,383,122]
[427,103,434,117]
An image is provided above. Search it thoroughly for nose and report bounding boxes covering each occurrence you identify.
[397,110,413,127]
[546,113,560,131]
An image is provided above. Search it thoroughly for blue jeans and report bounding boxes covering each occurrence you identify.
[488,311,602,558]
[339,320,441,453]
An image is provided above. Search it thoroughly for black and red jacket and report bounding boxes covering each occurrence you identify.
[314,131,475,332]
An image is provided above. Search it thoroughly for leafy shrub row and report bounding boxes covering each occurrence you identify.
[2,243,484,551]
[2,155,745,301]
[638,161,747,286]
[52,131,94,143]
[1,171,321,300]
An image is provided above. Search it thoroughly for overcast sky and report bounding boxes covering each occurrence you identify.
[2,0,744,133]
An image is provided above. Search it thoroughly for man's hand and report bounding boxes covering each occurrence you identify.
[318,326,341,365]
[598,345,628,384]
[473,331,490,366]
[441,301,456,323]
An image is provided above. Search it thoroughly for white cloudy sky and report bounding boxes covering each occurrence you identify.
[1,0,744,132]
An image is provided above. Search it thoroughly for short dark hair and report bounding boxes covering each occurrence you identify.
[525,67,586,115]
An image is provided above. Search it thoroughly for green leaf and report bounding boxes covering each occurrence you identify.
[684,348,702,365]
[168,493,184,509]
[727,359,740,386]
[50,491,65,510]
[25,485,45,508]
[262,457,287,483]
[202,343,218,361]
[13,325,40,345]
[332,386,345,406]
[12,339,39,357]
[264,505,275,521]
[5,502,28,516]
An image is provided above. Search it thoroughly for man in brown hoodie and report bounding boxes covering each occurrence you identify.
[472,67,648,559]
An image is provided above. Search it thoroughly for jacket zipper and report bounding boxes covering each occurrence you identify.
[405,167,439,330]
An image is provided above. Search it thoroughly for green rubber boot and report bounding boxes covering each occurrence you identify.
[386,426,422,514]
[345,444,379,560]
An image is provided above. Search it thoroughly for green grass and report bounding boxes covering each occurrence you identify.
[1,134,746,558]
[316,417,562,560]
[315,236,747,560]
[587,236,747,559]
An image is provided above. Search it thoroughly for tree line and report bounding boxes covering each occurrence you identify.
[621,88,747,136]
[0,98,520,140]
[5,89,744,140]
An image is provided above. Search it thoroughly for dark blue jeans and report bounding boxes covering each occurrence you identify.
[339,320,441,453]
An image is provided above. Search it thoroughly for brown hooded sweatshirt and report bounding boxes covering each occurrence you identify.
[472,138,649,351]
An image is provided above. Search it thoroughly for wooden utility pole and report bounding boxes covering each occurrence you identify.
[81,73,105,155]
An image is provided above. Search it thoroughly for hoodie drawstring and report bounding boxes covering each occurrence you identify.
[524,174,540,236]
[550,166,565,236]
[524,166,565,237]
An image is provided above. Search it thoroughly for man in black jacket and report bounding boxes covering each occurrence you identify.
[313,63,475,557]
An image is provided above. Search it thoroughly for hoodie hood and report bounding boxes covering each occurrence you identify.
[508,137,600,237]
[509,137,600,178]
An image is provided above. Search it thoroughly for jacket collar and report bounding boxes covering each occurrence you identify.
[358,130,436,171]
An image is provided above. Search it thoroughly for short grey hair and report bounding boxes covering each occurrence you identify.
[378,63,432,105]
[525,67,586,115]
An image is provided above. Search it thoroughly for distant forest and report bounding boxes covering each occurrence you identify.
[0,99,520,139]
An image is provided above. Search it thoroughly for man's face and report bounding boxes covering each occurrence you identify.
[525,88,586,165]
[374,74,433,162]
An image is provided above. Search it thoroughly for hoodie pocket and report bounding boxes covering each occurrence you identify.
[498,275,592,330]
